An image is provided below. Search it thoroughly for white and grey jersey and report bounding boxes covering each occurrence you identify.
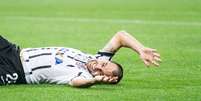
[20,47,114,85]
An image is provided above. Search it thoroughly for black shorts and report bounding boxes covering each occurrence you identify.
[0,35,26,85]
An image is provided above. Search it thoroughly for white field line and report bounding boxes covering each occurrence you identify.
[3,16,201,26]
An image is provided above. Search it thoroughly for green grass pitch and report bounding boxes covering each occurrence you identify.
[0,0,201,101]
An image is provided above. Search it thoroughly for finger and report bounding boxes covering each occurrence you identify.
[151,61,159,67]
[154,57,162,62]
[113,76,118,80]
[153,53,160,57]
[109,76,118,83]
[109,78,115,83]
[143,60,151,67]
[103,76,110,82]
[108,79,113,82]
[95,76,104,81]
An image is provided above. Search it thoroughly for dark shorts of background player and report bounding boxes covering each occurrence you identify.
[0,35,26,85]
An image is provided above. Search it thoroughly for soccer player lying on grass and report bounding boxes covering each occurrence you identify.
[0,31,161,87]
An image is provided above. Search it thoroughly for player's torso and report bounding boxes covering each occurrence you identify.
[20,47,94,84]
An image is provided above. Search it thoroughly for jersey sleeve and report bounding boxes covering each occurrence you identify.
[95,51,115,61]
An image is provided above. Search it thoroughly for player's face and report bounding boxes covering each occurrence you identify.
[87,60,117,77]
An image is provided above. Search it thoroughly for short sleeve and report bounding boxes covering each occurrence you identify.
[95,51,115,61]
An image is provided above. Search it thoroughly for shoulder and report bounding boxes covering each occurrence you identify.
[95,51,115,61]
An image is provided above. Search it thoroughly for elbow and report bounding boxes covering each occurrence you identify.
[116,30,128,36]
[115,30,128,46]
[116,30,128,40]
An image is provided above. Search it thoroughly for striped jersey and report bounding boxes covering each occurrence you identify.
[20,47,114,85]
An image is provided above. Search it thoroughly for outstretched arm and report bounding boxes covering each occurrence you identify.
[101,31,161,67]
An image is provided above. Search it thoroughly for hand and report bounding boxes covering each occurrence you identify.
[94,75,118,83]
[139,47,161,67]
[94,75,104,82]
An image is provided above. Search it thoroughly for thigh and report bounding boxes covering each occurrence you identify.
[0,36,26,85]
[0,64,19,85]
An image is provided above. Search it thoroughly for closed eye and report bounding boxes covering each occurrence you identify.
[101,64,104,67]
[102,63,108,67]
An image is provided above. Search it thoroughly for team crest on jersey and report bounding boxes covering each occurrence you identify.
[55,57,63,65]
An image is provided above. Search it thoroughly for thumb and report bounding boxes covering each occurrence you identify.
[143,59,150,67]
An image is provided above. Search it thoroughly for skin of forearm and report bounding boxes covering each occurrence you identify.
[101,33,122,53]
[117,31,145,54]
[102,31,145,55]
[71,78,96,88]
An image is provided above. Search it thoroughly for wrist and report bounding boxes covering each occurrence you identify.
[137,46,145,55]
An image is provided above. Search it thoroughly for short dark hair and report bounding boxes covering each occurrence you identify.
[111,61,123,84]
